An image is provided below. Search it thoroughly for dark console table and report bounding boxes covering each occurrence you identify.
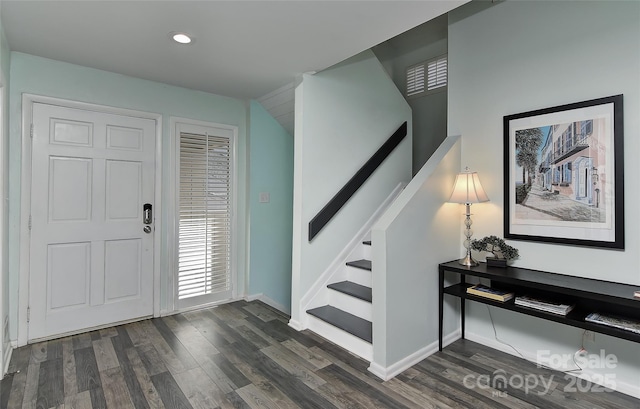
[438,260,640,351]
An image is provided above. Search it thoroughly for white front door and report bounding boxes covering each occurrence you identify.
[28,103,156,341]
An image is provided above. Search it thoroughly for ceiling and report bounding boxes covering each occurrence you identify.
[1,0,466,100]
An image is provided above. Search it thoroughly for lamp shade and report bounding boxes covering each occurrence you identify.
[448,169,489,204]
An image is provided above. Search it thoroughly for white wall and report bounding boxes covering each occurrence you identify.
[8,53,248,340]
[0,15,10,374]
[449,0,640,397]
[370,135,461,377]
[291,50,412,324]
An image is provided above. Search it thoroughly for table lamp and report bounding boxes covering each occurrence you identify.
[448,167,489,266]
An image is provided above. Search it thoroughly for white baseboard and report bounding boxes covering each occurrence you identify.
[466,331,640,400]
[368,330,461,381]
[368,345,437,381]
[288,319,304,331]
[443,328,462,349]
[367,362,389,380]
[161,295,290,318]
[245,293,290,315]
[161,296,246,317]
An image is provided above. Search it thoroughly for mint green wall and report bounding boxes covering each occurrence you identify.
[248,101,293,312]
[449,0,640,397]
[0,18,9,78]
[8,52,248,338]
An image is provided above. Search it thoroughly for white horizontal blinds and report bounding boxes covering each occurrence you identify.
[178,132,232,300]
[406,55,447,97]
[427,56,447,91]
[406,63,425,96]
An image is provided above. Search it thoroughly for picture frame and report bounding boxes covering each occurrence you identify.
[503,95,624,249]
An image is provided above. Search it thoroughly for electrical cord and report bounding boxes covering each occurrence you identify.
[486,305,584,373]
[486,305,525,359]
[565,330,587,374]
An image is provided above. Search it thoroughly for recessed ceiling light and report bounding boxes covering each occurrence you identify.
[171,32,193,44]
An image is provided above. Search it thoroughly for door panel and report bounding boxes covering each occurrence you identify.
[47,242,90,310]
[51,119,93,146]
[29,103,156,341]
[106,126,143,151]
[104,239,141,302]
[48,157,92,222]
[106,160,141,220]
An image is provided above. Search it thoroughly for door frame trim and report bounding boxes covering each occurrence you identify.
[0,72,8,376]
[18,94,163,346]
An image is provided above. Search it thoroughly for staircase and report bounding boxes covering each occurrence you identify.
[306,240,374,359]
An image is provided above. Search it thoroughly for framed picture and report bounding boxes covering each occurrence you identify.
[503,95,624,249]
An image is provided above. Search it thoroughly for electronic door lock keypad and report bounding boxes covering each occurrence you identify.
[143,203,152,225]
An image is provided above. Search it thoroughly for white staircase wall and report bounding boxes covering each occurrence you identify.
[369,135,462,380]
[291,50,412,328]
[297,183,402,328]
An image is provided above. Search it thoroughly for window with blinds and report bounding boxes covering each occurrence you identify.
[406,54,447,98]
[406,64,425,97]
[178,131,232,303]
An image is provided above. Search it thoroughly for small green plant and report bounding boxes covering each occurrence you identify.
[470,235,519,261]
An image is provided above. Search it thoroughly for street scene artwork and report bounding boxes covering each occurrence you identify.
[504,95,624,249]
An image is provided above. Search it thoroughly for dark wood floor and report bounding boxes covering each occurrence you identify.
[1,300,638,409]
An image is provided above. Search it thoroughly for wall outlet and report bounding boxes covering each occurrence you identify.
[584,330,595,342]
[259,192,270,203]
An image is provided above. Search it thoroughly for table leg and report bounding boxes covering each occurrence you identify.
[438,269,444,351]
[461,274,466,339]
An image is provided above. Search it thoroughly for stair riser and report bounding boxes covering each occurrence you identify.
[346,266,371,287]
[328,291,372,321]
[307,315,373,361]
[362,244,372,260]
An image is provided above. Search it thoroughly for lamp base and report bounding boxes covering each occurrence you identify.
[458,254,479,267]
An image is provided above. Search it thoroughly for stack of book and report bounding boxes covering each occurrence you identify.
[466,284,514,302]
[585,312,640,335]
[514,296,574,315]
